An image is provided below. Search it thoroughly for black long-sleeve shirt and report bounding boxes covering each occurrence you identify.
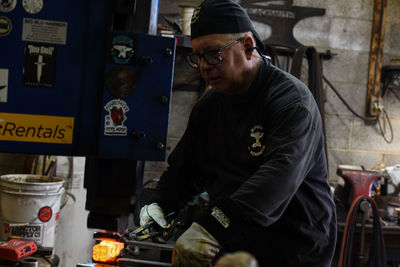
[144,58,336,266]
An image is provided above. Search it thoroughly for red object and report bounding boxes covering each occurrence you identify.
[0,239,37,261]
[38,206,52,222]
[337,168,381,202]
[110,107,124,125]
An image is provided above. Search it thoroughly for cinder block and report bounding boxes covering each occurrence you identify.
[325,115,352,149]
[326,0,372,20]
[384,90,400,120]
[323,50,369,84]
[295,0,372,19]
[386,23,400,55]
[324,82,367,116]
[73,157,86,172]
[55,156,70,173]
[293,0,326,9]
[171,91,199,105]
[387,1,400,24]
[383,154,400,167]
[328,17,372,52]
[173,54,204,92]
[168,101,195,138]
[327,149,382,182]
[351,119,400,152]
[165,138,179,157]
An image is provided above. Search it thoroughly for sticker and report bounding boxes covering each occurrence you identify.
[38,206,52,222]
[23,43,57,88]
[22,18,67,45]
[22,0,43,14]
[110,35,135,64]
[0,16,12,36]
[0,69,8,103]
[104,99,129,136]
[3,223,43,244]
[105,66,135,98]
[0,0,17,13]
[0,112,74,144]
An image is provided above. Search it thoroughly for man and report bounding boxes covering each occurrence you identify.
[137,0,337,266]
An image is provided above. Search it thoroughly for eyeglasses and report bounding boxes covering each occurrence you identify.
[186,38,244,69]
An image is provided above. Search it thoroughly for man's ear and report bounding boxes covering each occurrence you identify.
[243,35,255,59]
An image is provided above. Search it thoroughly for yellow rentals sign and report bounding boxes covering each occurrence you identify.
[0,113,74,144]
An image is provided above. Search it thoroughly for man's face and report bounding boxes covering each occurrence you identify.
[192,34,249,95]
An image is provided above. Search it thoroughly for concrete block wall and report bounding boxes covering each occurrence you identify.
[290,0,400,182]
[150,0,400,184]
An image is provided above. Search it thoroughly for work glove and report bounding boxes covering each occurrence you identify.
[214,251,259,267]
[172,222,220,267]
[139,203,170,229]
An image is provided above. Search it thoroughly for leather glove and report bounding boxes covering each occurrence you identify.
[139,203,170,228]
[214,251,259,267]
[172,222,220,267]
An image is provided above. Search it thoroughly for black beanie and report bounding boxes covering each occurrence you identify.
[190,0,265,53]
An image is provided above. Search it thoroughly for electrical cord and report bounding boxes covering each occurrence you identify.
[377,108,394,143]
[323,75,376,121]
[323,75,394,144]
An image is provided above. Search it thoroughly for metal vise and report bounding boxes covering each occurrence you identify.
[337,165,382,202]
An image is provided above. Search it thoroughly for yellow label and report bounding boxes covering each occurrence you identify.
[0,113,74,144]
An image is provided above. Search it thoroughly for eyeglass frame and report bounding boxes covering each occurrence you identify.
[186,37,244,69]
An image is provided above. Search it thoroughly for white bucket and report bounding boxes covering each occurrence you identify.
[0,174,65,248]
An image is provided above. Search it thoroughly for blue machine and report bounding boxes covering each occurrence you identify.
[0,0,177,231]
[0,0,175,161]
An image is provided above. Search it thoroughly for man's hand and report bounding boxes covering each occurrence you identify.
[214,251,259,267]
[172,222,220,267]
[139,203,170,228]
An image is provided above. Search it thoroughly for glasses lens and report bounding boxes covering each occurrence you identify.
[203,51,221,65]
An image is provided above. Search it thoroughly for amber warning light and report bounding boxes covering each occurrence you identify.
[92,239,124,263]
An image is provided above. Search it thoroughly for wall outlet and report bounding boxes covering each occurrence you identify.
[369,95,383,117]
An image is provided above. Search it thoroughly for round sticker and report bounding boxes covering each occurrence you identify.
[22,0,43,14]
[0,16,12,36]
[0,0,17,12]
[38,206,52,222]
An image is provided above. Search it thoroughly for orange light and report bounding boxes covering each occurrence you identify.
[92,240,124,263]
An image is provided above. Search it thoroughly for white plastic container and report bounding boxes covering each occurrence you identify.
[387,164,400,185]
[181,6,195,36]
[0,174,64,248]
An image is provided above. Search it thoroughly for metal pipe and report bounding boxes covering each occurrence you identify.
[20,258,39,267]
[126,0,159,35]
[118,257,172,266]
[123,239,174,251]
[148,0,159,35]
